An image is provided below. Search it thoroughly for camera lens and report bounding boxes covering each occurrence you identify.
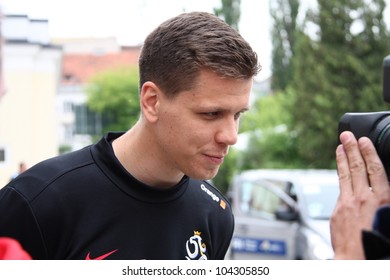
[370,115,390,177]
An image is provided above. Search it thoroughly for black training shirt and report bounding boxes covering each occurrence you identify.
[0,132,234,260]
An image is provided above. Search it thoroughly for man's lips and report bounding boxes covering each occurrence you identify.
[204,154,225,164]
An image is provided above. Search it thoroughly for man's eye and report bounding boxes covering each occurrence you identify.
[234,112,244,120]
[203,112,220,118]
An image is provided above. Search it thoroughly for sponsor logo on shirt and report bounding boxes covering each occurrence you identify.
[85,249,118,260]
[200,184,226,209]
[185,231,208,260]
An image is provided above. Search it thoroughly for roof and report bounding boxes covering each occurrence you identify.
[61,47,141,85]
[5,39,62,50]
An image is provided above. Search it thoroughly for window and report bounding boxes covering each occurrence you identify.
[0,148,5,162]
[239,180,286,220]
[74,105,102,135]
[63,102,74,113]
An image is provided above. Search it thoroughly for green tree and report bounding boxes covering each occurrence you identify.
[288,0,390,168]
[270,0,300,91]
[86,66,140,135]
[214,0,241,30]
[238,90,304,170]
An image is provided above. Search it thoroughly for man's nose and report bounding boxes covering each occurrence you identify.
[215,117,238,146]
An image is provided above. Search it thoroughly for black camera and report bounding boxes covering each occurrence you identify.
[338,55,390,177]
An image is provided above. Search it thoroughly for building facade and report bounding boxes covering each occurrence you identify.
[0,14,62,187]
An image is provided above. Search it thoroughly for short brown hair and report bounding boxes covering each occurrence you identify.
[139,11,261,98]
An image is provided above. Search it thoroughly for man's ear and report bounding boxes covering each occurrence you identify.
[140,81,161,123]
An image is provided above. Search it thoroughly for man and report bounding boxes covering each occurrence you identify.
[0,12,260,259]
[9,161,27,181]
[331,131,390,259]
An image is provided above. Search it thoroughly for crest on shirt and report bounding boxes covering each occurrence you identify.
[185,231,208,260]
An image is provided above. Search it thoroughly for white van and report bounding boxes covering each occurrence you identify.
[227,169,339,260]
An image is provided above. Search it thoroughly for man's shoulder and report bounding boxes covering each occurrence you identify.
[26,146,93,178]
[188,178,232,213]
[4,146,95,200]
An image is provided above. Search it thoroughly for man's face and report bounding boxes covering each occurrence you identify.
[154,69,252,180]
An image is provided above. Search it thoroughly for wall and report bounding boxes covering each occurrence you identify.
[0,15,62,187]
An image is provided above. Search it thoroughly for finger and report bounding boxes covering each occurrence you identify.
[339,131,370,196]
[336,144,353,198]
[358,137,390,200]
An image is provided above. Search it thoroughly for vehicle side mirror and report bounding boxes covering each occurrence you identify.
[275,207,299,221]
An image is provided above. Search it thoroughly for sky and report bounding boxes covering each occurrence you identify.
[1,0,389,81]
[0,0,274,79]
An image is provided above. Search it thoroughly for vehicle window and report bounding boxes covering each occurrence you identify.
[301,183,339,219]
[264,179,297,201]
[261,177,339,219]
[239,181,285,220]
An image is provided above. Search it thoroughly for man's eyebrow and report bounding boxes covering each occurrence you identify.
[236,107,250,114]
[200,106,250,112]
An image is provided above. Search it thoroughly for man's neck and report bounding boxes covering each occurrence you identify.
[112,123,184,188]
